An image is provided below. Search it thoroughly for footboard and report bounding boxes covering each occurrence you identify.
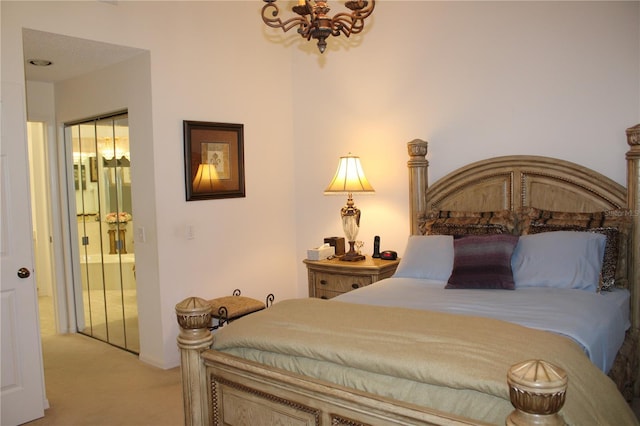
[176,297,569,426]
[204,350,487,426]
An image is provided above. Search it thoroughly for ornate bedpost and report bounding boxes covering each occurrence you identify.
[407,139,428,235]
[507,359,568,426]
[626,124,640,331]
[176,297,214,426]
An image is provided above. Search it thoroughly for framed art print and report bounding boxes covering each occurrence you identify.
[183,121,245,201]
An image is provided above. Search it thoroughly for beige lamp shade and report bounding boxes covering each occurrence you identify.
[324,154,375,194]
[192,163,219,193]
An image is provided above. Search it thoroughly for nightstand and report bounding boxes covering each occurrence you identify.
[303,257,400,299]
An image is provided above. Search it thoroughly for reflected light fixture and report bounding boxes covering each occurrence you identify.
[192,163,219,193]
[261,0,375,54]
[99,136,130,161]
[324,153,374,261]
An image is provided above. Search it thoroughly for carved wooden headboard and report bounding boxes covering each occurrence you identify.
[406,125,640,329]
[427,155,626,212]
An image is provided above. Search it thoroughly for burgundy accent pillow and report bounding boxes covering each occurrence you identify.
[446,234,519,290]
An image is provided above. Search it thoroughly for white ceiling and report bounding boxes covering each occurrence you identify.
[22,28,146,83]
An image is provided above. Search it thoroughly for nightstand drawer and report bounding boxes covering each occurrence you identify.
[314,272,372,293]
[304,257,400,299]
[314,288,343,300]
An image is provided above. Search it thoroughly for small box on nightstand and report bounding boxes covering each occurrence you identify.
[324,237,345,255]
[307,244,335,260]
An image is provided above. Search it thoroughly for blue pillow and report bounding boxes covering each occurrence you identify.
[393,235,454,281]
[511,231,606,292]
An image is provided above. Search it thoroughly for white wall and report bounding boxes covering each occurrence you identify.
[26,81,72,334]
[3,1,639,370]
[3,1,296,368]
[26,82,56,298]
[291,1,640,295]
[27,122,53,297]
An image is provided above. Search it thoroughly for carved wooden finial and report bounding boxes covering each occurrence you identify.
[176,297,212,330]
[407,139,428,163]
[627,124,640,147]
[506,359,568,425]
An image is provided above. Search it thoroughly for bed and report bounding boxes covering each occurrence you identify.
[176,123,640,425]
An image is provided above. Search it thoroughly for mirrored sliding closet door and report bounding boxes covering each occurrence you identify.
[65,112,139,353]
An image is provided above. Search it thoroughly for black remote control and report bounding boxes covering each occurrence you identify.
[372,235,381,258]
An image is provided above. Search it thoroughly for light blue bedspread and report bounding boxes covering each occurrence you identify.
[335,277,629,373]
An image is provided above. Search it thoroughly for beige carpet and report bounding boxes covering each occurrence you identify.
[25,298,183,426]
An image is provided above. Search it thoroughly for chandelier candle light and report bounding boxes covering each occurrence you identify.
[324,154,374,261]
[261,0,375,54]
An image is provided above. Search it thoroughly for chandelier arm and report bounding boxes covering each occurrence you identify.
[330,17,366,37]
[330,3,373,36]
[261,2,311,35]
[303,26,315,41]
[340,1,375,20]
[338,8,375,20]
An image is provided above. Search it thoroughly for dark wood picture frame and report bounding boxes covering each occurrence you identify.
[183,121,245,201]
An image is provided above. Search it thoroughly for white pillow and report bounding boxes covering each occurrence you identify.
[511,231,606,291]
[393,235,454,281]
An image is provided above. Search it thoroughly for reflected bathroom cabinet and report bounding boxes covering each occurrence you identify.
[64,111,139,354]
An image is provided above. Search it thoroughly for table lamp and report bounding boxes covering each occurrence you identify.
[324,154,374,261]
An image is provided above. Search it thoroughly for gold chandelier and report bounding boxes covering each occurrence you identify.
[261,0,375,54]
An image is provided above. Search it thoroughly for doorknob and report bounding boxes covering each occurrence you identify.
[17,268,31,279]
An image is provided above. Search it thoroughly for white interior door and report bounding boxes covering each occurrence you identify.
[1,82,46,425]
